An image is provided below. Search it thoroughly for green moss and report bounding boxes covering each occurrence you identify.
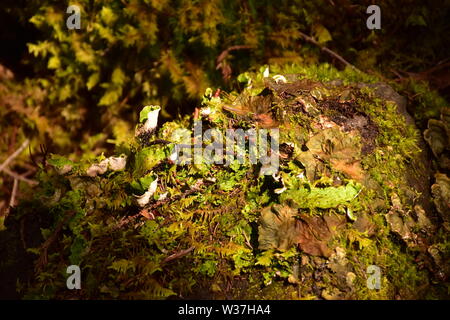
[10,64,449,299]
[270,63,380,84]
[398,80,449,127]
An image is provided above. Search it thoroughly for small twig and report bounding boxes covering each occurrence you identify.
[413,60,450,77]
[29,144,39,168]
[35,211,76,272]
[145,179,206,210]
[242,230,253,250]
[162,246,195,264]
[216,45,254,80]
[119,92,131,107]
[114,180,208,230]
[0,201,5,216]
[2,167,37,185]
[20,162,37,172]
[9,126,18,155]
[298,31,359,71]
[147,139,172,146]
[216,45,255,65]
[0,139,30,172]
[212,222,219,236]
[39,144,49,168]
[9,179,18,207]
[390,68,404,80]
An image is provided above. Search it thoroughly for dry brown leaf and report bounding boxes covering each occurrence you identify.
[330,159,364,181]
[258,204,346,257]
[295,214,346,257]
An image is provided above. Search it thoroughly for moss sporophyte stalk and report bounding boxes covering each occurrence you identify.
[10,65,449,299]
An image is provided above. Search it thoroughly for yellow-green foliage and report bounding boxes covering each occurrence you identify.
[16,0,449,153]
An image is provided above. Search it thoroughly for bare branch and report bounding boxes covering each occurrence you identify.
[9,179,18,207]
[162,246,195,264]
[2,167,37,185]
[0,139,30,172]
[216,45,255,65]
[113,179,209,231]
[0,200,5,215]
[298,31,359,71]
[242,230,253,250]
[35,211,76,272]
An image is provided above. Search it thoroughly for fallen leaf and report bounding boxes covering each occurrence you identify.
[295,214,346,257]
[257,204,346,257]
[258,204,300,251]
[306,127,365,181]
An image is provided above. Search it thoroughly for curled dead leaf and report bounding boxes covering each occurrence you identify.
[258,204,345,257]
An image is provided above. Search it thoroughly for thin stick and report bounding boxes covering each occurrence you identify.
[9,178,18,207]
[35,211,76,272]
[162,246,195,264]
[147,139,172,146]
[0,139,30,172]
[242,230,253,250]
[114,179,208,231]
[2,167,37,185]
[216,45,255,65]
[298,31,359,71]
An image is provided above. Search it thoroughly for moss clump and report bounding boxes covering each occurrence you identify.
[4,64,449,299]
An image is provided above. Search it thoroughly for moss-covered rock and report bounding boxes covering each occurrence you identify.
[4,64,449,299]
